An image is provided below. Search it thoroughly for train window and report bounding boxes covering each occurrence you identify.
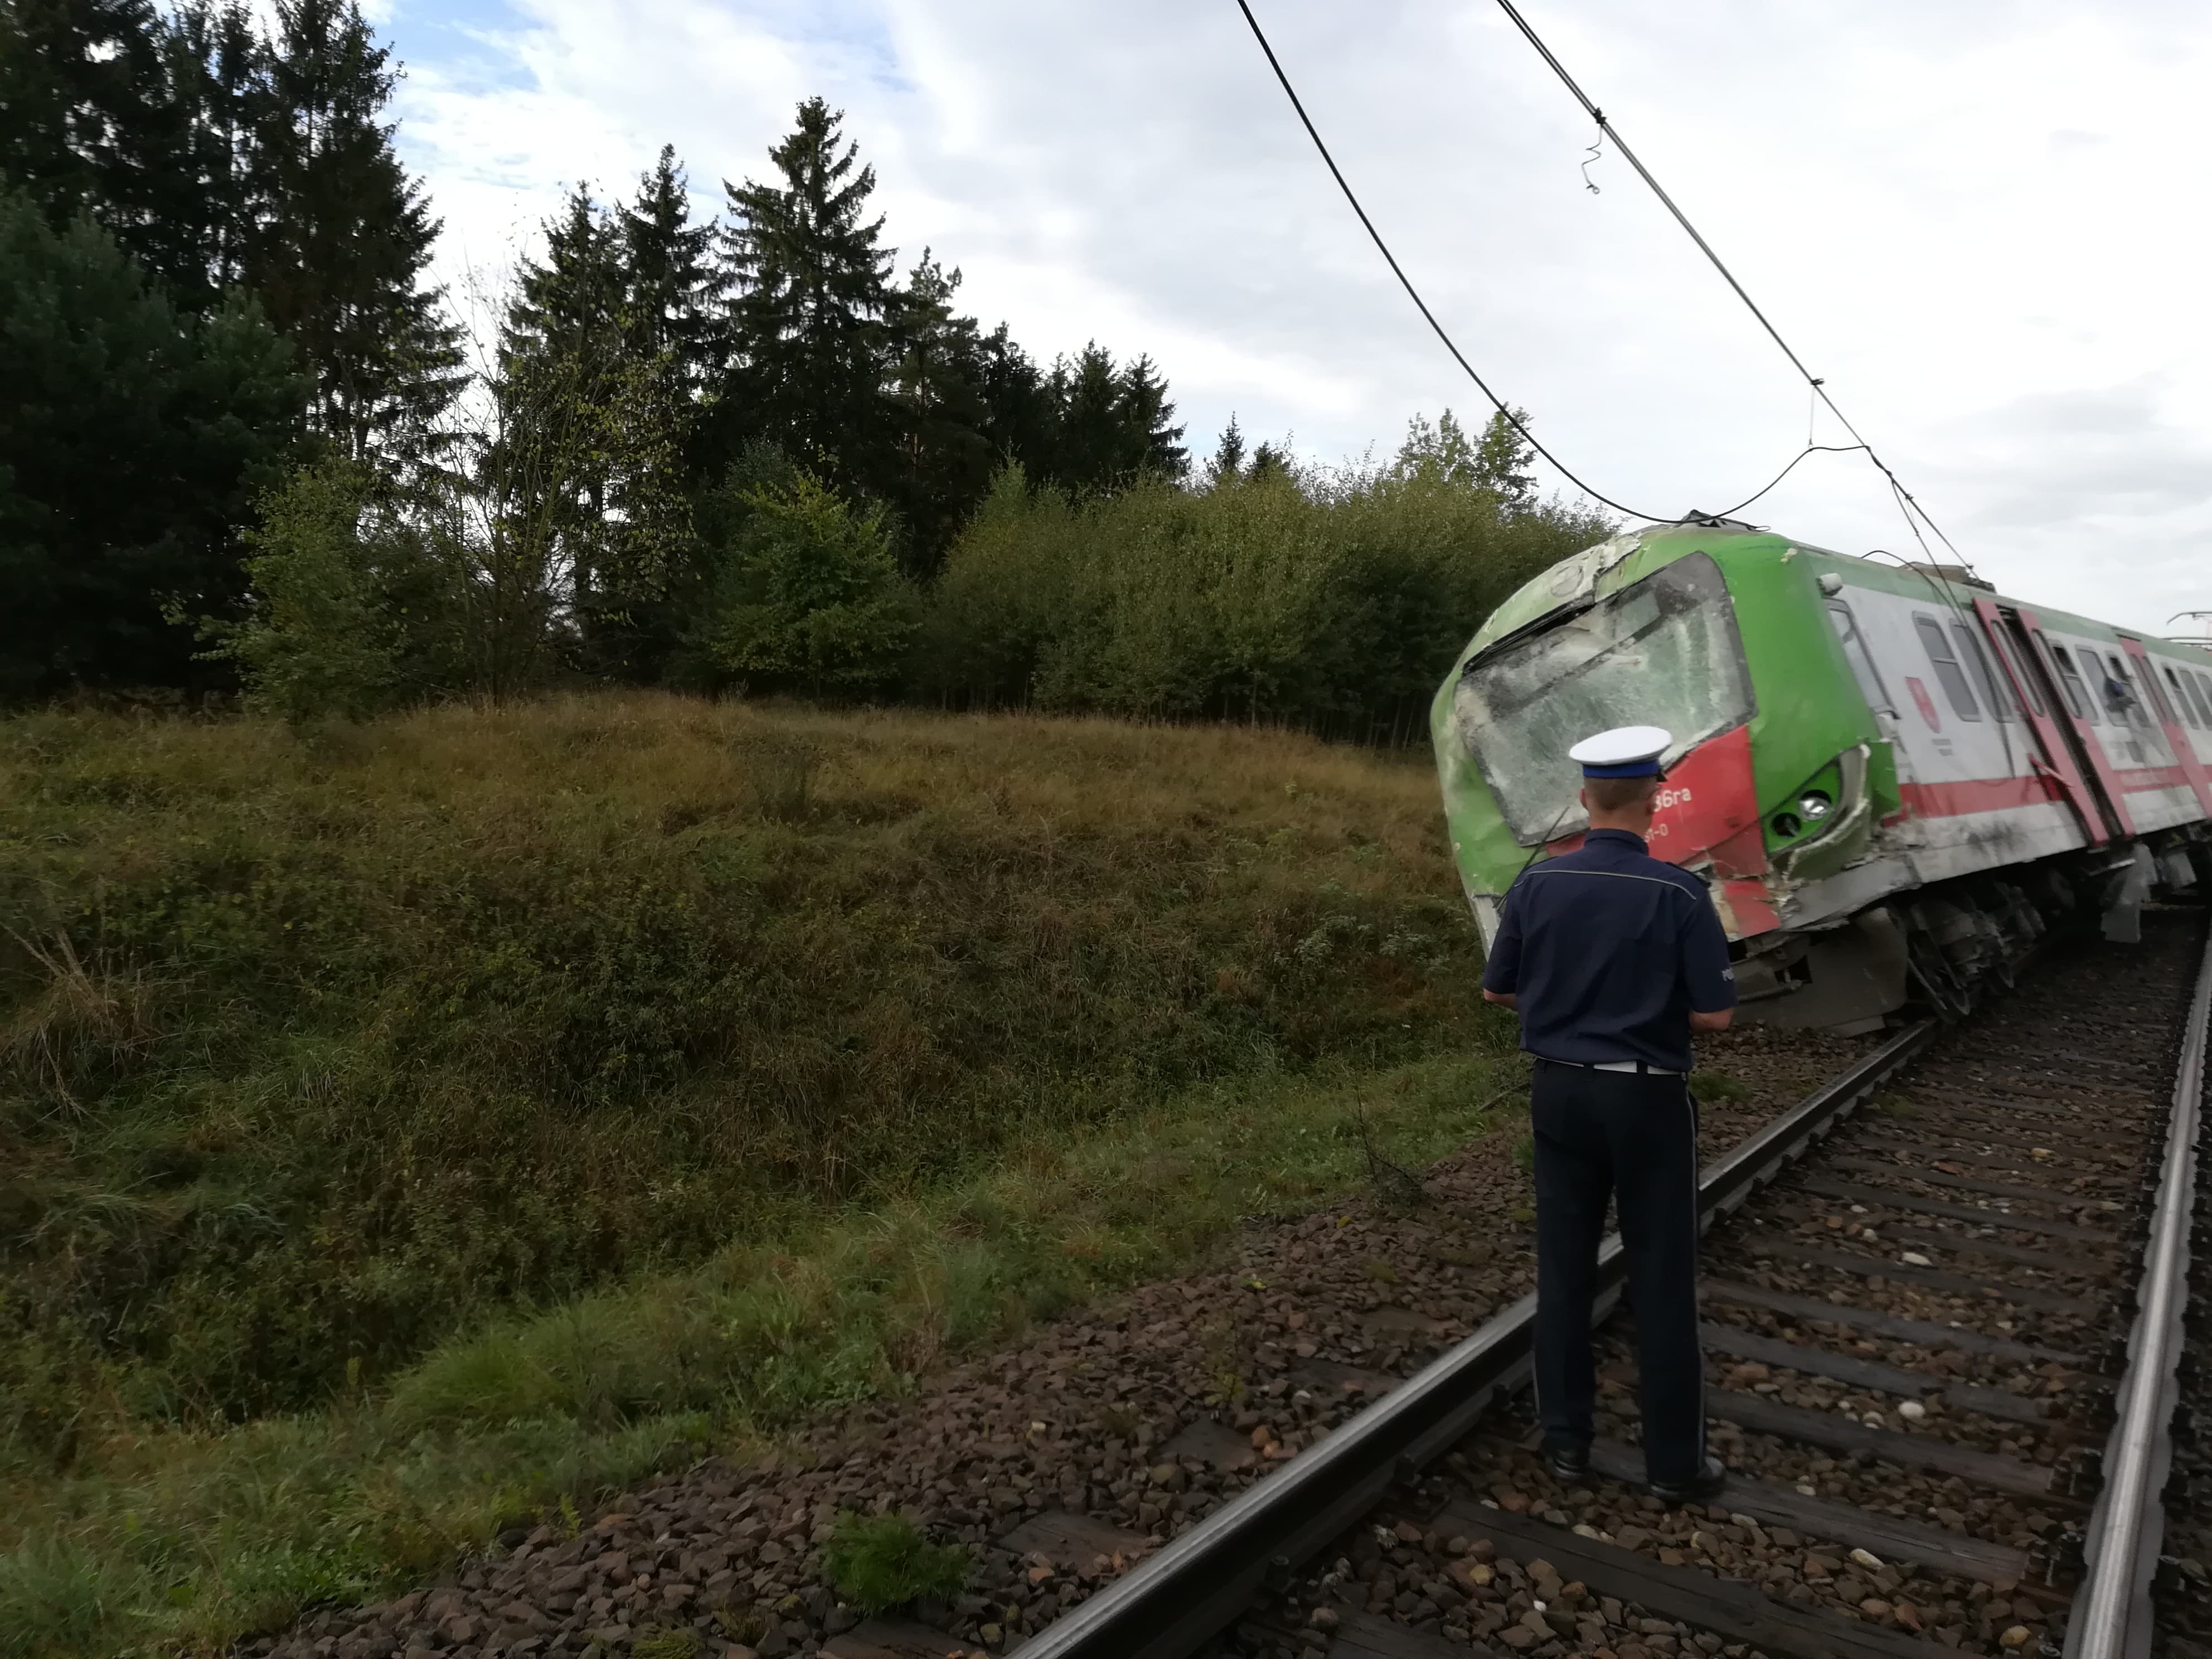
[1452,550,1754,843]
[2000,628,2044,716]
[1992,630,2047,716]
[1914,615,1983,720]
[2164,666,2207,729]
[2116,653,2162,723]
[2104,653,2154,729]
[1952,622,2014,720]
[2142,661,2177,726]
[2049,645,2099,723]
[2186,670,2212,729]
[1825,601,1891,711]
[2136,661,2175,725]
[2157,667,2193,728]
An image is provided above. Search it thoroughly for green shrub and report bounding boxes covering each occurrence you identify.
[695,470,918,696]
[916,428,1611,736]
[201,458,492,724]
[822,1511,969,1615]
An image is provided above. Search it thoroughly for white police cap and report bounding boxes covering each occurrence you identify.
[1568,725,1672,779]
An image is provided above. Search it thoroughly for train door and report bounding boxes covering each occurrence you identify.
[1975,599,2126,841]
[2121,637,2212,820]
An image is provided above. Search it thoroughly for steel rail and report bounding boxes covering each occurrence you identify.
[2067,926,2212,1659]
[1015,1019,1937,1659]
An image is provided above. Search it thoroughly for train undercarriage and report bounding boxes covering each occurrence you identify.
[1731,826,2212,1033]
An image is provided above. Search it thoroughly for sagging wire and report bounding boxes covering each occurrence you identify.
[1231,0,1847,528]
[1718,442,1868,520]
[1483,0,1975,574]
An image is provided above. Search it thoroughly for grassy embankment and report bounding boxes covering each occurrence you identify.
[0,693,1522,1656]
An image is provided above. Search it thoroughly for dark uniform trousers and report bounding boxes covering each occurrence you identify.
[1530,1059,1705,1487]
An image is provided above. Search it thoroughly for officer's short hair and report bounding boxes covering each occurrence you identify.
[1584,774,1660,813]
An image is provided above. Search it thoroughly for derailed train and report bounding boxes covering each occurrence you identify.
[1430,520,2212,1032]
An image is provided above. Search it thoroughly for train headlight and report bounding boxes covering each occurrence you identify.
[1798,790,1834,820]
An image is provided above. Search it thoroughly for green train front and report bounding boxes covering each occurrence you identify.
[1432,521,2212,1030]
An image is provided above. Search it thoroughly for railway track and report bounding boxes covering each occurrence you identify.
[869,909,2210,1659]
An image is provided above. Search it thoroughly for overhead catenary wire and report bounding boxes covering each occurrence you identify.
[1234,0,1798,523]
[1233,0,1963,560]
[1483,0,1972,571]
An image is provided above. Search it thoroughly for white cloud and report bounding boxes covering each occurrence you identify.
[380,0,2212,637]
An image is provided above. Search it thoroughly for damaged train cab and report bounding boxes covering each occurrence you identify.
[1431,521,2212,1033]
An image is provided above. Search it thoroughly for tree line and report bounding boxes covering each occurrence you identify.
[1,0,1607,727]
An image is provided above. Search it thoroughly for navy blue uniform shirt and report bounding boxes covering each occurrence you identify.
[1481,828,1737,1071]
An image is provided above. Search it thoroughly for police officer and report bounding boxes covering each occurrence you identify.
[1479,725,1738,1505]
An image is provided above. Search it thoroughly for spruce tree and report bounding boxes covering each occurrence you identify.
[1047,343,1125,492]
[717,98,896,496]
[886,250,993,575]
[499,187,624,614]
[0,193,305,693]
[1118,353,1187,480]
[618,143,725,399]
[1044,343,1187,492]
[248,0,461,462]
[159,0,261,305]
[1207,415,1246,488]
[505,187,625,390]
[0,0,204,297]
[4,0,461,454]
[976,323,1057,481]
[502,183,698,679]
[1246,438,1288,484]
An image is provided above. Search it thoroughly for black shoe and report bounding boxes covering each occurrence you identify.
[1545,1442,1591,1483]
[1648,1454,1728,1507]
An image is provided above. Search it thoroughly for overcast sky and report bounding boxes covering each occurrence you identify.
[375,0,2212,638]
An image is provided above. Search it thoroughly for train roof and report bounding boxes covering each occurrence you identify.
[1472,521,2208,668]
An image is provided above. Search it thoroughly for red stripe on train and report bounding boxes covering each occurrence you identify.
[1899,765,2198,818]
[2114,764,2192,794]
[1898,776,2061,817]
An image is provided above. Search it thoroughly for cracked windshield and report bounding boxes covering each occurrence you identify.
[1452,551,1754,842]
